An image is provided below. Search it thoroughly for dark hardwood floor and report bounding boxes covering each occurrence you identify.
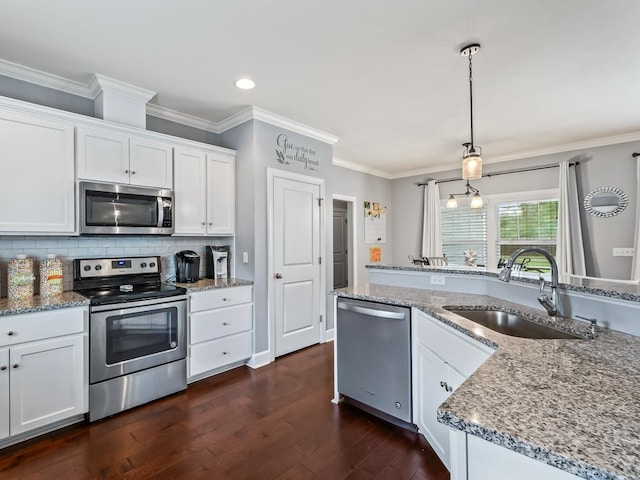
[0,342,449,480]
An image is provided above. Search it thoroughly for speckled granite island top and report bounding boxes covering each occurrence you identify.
[333,284,640,480]
[170,277,253,292]
[0,291,89,316]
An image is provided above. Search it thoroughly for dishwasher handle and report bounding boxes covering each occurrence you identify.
[338,302,407,320]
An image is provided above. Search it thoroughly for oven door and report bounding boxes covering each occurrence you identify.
[90,296,187,384]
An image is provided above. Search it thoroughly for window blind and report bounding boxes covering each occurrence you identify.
[440,205,487,266]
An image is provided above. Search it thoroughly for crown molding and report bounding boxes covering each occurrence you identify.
[88,74,156,102]
[146,103,221,132]
[0,58,92,98]
[218,106,340,144]
[332,157,392,179]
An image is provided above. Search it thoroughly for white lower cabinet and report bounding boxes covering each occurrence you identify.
[465,434,582,480]
[188,286,253,380]
[411,308,493,470]
[0,307,87,442]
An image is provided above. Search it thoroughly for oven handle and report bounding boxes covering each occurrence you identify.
[90,294,188,312]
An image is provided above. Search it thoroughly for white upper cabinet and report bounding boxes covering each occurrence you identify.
[77,126,173,189]
[174,146,235,236]
[0,108,75,234]
[206,152,235,235]
[174,146,208,235]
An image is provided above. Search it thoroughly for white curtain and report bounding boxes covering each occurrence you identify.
[631,159,640,280]
[557,161,586,282]
[421,180,443,258]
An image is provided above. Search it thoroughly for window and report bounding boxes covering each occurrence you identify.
[440,189,559,270]
[497,199,558,272]
[440,204,487,266]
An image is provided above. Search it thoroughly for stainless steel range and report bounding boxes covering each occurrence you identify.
[73,256,188,422]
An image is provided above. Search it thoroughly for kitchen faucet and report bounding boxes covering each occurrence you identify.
[498,246,560,316]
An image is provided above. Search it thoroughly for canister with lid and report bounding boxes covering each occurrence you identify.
[8,254,35,301]
[40,253,64,298]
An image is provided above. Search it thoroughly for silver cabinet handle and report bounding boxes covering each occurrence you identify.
[0,366,7,371]
[338,302,407,320]
[275,273,283,279]
[12,364,19,369]
[7,331,15,336]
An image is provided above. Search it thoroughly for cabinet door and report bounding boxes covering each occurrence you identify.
[0,110,75,233]
[76,127,130,184]
[0,348,8,440]
[189,331,252,378]
[9,335,85,436]
[414,340,453,469]
[129,136,173,189]
[173,146,207,235]
[206,152,235,235]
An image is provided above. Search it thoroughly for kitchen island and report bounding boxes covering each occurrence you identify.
[333,282,640,480]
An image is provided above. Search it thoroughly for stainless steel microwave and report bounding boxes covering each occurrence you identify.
[80,182,174,235]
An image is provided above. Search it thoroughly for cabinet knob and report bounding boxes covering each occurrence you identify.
[275,273,283,279]
[12,364,19,369]
[208,222,212,226]
[131,170,136,175]
[222,322,229,326]
[201,222,206,226]
[125,169,129,174]
[222,351,229,355]
[7,331,14,336]
[222,298,229,302]
[0,366,7,371]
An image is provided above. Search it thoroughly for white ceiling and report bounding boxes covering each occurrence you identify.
[1,0,639,178]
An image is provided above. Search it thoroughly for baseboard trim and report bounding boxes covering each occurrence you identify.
[247,349,272,369]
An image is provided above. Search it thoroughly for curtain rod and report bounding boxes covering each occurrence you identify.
[416,161,579,186]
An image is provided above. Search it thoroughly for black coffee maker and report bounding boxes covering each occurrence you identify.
[175,250,200,283]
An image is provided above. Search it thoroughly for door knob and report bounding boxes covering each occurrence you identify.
[275,273,283,279]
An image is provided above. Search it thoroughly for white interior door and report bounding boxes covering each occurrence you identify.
[272,172,323,357]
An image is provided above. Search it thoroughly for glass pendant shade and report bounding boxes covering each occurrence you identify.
[462,152,482,180]
[470,192,484,209]
[447,195,458,208]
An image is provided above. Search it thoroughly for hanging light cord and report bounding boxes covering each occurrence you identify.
[468,50,474,151]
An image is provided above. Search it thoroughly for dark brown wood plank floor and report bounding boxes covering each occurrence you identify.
[0,342,449,480]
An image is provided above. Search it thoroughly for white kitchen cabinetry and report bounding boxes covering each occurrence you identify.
[412,308,493,470]
[174,146,236,236]
[77,126,173,189]
[0,307,87,442]
[0,108,75,234]
[463,434,582,480]
[188,286,252,380]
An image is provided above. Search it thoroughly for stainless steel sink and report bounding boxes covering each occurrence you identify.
[445,308,584,340]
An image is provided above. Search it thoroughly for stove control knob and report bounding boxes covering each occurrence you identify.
[149,262,156,268]
[95,265,102,271]
[83,265,91,272]
[141,262,147,268]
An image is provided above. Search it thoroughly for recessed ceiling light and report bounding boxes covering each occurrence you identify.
[235,78,255,90]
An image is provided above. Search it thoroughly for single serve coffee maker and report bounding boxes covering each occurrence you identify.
[206,246,230,280]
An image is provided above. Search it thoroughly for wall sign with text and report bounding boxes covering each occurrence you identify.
[275,133,320,172]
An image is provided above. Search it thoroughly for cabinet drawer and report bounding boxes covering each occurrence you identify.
[190,303,252,343]
[190,286,252,312]
[189,331,252,377]
[414,310,491,377]
[0,308,86,347]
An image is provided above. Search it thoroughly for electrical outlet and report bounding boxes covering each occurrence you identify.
[242,252,249,263]
[430,275,446,285]
[613,248,635,257]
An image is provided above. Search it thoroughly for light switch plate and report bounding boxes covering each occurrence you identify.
[242,252,249,263]
[613,248,634,257]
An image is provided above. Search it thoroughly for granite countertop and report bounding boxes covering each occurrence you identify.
[367,264,640,302]
[0,291,89,316]
[334,284,640,480]
[169,277,254,292]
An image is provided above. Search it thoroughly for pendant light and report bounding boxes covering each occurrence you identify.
[446,180,484,209]
[461,44,482,180]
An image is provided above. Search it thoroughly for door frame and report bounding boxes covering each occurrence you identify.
[267,168,326,362]
[332,194,357,288]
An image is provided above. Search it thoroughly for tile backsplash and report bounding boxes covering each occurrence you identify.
[0,235,234,297]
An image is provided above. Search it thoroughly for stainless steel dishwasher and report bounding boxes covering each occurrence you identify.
[336,298,413,428]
